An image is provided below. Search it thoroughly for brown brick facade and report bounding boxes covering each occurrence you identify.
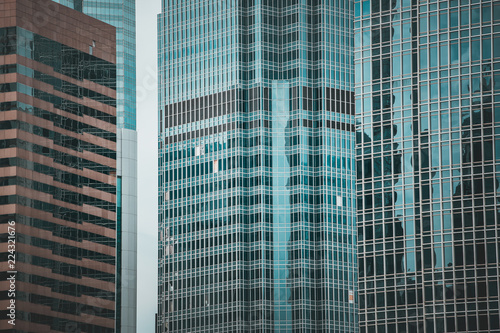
[0,0,116,331]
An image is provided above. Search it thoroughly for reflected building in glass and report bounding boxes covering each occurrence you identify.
[355,0,500,332]
[158,0,357,332]
[52,1,138,331]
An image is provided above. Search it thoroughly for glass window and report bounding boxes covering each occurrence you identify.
[430,45,438,67]
[471,39,481,61]
[420,49,428,69]
[440,13,448,30]
[440,44,448,66]
[450,11,458,28]
[402,22,411,39]
[363,61,371,81]
[403,53,411,75]
[451,79,459,96]
[460,8,469,26]
[471,6,480,25]
[420,17,427,33]
[440,81,449,98]
[430,14,438,31]
[392,55,401,76]
[494,36,500,58]
[450,42,459,64]
[483,37,491,60]
[461,41,469,62]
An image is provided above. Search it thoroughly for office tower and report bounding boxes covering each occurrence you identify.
[355,0,500,331]
[52,1,138,331]
[0,0,117,332]
[158,1,356,332]
[51,0,136,128]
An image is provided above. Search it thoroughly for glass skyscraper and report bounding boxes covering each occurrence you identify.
[52,0,137,332]
[355,0,500,332]
[158,1,357,332]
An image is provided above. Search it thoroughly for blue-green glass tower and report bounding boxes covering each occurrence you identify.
[52,1,137,332]
[158,1,357,332]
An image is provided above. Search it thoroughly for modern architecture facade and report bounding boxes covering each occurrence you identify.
[355,0,500,331]
[0,0,117,331]
[158,1,356,332]
[52,1,138,331]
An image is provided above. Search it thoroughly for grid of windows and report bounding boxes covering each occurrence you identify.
[52,2,138,331]
[0,3,117,330]
[355,0,500,332]
[53,0,136,130]
[158,1,357,332]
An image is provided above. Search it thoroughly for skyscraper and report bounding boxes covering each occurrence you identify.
[51,0,136,129]
[158,1,357,332]
[0,0,117,331]
[52,1,138,331]
[355,0,500,331]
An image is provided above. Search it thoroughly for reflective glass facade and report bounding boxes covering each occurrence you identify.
[355,0,500,332]
[53,1,138,332]
[158,1,357,332]
[54,0,137,130]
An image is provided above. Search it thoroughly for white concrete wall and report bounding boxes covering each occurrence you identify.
[118,129,138,333]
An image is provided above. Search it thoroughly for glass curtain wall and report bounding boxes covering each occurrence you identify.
[158,1,357,332]
[355,0,500,332]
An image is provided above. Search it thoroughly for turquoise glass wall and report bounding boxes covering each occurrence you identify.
[158,1,357,332]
